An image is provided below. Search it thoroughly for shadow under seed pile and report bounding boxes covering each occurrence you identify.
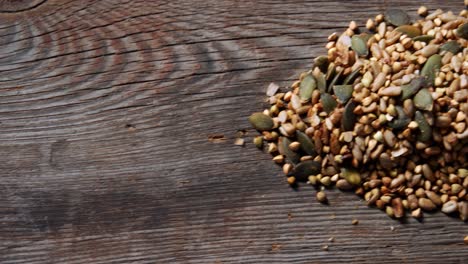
[249,7,468,221]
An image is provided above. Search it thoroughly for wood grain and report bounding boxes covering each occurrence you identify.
[0,0,467,263]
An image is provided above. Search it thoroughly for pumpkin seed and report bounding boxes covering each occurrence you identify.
[249,113,274,131]
[299,74,316,101]
[440,40,462,54]
[326,63,336,81]
[414,88,433,111]
[401,77,426,100]
[313,70,327,93]
[280,137,300,164]
[413,35,434,43]
[414,111,432,142]
[333,85,353,104]
[314,55,329,73]
[421,54,441,86]
[296,130,316,156]
[384,9,410,26]
[351,35,369,57]
[328,68,343,93]
[395,25,421,37]
[456,23,468,39]
[388,106,410,129]
[294,160,321,181]
[341,168,361,185]
[321,93,338,114]
[343,67,361,85]
[342,100,356,131]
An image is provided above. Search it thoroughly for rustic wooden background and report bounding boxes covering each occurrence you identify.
[0,0,466,263]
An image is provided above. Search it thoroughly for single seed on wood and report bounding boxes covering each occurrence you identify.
[412,208,422,219]
[352,219,359,225]
[316,191,328,203]
[418,6,428,17]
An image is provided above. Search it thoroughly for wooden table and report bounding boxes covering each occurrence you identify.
[0,0,467,263]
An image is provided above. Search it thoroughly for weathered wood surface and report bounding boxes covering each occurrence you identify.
[0,0,467,263]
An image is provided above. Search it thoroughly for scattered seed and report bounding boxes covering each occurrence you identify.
[441,200,458,214]
[352,219,359,225]
[300,74,317,101]
[413,88,434,111]
[456,23,468,39]
[294,160,321,181]
[249,113,274,131]
[440,40,462,54]
[419,198,437,211]
[421,54,442,86]
[321,93,338,114]
[333,85,353,104]
[385,9,411,26]
[418,6,428,17]
[395,25,421,37]
[351,35,369,57]
[317,191,328,203]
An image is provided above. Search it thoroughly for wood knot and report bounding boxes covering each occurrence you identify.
[0,0,47,13]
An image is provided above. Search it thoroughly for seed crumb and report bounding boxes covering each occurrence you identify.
[464,236,468,245]
[390,226,395,231]
[321,245,329,251]
[328,237,335,242]
[352,219,359,225]
[234,138,245,146]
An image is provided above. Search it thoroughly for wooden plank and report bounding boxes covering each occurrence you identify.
[0,0,466,263]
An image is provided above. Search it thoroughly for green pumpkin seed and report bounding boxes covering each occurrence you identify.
[299,74,316,101]
[389,106,410,129]
[413,88,433,111]
[413,35,434,43]
[249,113,274,131]
[296,130,316,156]
[314,56,329,73]
[280,137,300,164]
[342,100,356,131]
[294,160,321,181]
[401,77,426,100]
[253,136,263,148]
[358,33,371,43]
[456,23,468,39]
[333,85,353,104]
[415,111,432,142]
[343,67,361,85]
[440,40,462,54]
[341,168,361,185]
[421,54,441,86]
[321,93,338,114]
[326,63,336,81]
[328,67,343,93]
[384,9,410,26]
[395,25,421,38]
[313,70,327,93]
[351,35,369,57]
